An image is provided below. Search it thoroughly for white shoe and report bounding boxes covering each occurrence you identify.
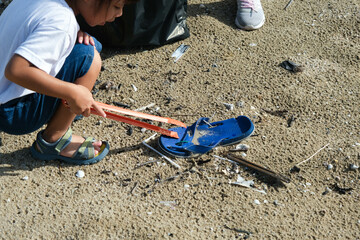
[235,0,265,30]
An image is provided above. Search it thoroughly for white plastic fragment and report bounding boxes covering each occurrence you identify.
[223,103,234,111]
[254,199,261,205]
[350,164,359,170]
[171,44,190,63]
[21,176,29,181]
[131,84,138,92]
[230,174,266,194]
[233,143,250,151]
[75,170,85,178]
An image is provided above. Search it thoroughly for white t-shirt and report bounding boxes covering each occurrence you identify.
[0,0,79,104]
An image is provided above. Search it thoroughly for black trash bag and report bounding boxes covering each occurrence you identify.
[78,0,190,48]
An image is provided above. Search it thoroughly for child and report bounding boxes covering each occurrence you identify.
[0,0,138,165]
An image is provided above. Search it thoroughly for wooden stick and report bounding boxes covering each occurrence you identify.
[226,153,291,183]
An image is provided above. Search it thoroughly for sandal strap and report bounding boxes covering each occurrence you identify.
[35,128,72,155]
[73,137,96,159]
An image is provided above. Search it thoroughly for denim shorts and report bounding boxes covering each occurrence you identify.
[0,38,102,135]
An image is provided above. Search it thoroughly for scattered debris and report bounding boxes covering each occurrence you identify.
[142,134,181,169]
[131,84,138,92]
[284,0,294,10]
[226,153,291,183]
[262,109,288,118]
[126,126,133,136]
[294,143,330,167]
[230,144,250,152]
[224,225,252,238]
[349,164,359,170]
[229,175,267,194]
[223,103,234,111]
[171,44,190,63]
[134,103,155,112]
[322,187,332,195]
[280,60,304,73]
[253,199,261,205]
[130,182,139,195]
[287,115,296,127]
[135,158,161,168]
[113,101,131,108]
[327,164,334,170]
[330,183,353,195]
[99,81,113,90]
[75,170,85,178]
[290,166,301,173]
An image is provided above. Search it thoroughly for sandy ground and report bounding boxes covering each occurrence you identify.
[1,0,360,239]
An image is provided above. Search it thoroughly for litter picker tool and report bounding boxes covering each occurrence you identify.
[63,100,186,138]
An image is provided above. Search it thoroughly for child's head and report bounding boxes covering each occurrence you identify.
[71,0,139,27]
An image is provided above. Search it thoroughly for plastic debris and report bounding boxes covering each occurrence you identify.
[231,143,250,152]
[280,60,304,73]
[230,175,267,194]
[349,164,359,170]
[171,44,190,63]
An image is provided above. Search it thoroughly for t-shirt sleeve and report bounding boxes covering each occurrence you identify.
[15,25,73,75]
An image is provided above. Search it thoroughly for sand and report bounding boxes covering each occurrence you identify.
[1,0,359,239]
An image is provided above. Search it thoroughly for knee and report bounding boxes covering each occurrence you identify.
[91,48,102,75]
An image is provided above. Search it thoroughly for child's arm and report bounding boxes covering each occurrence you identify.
[4,54,105,117]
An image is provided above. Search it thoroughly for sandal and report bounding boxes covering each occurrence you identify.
[158,116,254,158]
[30,128,109,165]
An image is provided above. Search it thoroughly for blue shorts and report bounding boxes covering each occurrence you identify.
[0,38,102,135]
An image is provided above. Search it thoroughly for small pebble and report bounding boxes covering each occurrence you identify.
[21,176,29,181]
[199,4,205,8]
[236,101,245,108]
[76,170,85,178]
[273,200,280,206]
[253,199,261,205]
[240,152,247,158]
[327,164,333,170]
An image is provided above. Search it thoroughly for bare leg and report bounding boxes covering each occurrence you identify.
[41,48,102,158]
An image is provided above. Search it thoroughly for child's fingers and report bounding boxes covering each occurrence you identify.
[92,103,107,118]
[89,37,95,46]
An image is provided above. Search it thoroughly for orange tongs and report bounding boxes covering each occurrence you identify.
[90,101,186,138]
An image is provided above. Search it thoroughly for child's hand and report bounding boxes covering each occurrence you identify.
[66,85,106,118]
[77,30,95,46]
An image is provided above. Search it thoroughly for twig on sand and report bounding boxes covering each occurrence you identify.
[142,133,181,169]
[284,0,294,10]
[225,153,291,183]
[296,143,330,166]
[134,103,155,112]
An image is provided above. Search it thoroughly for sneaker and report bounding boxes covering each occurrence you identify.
[235,0,265,30]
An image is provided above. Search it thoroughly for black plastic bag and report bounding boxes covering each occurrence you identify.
[78,0,190,48]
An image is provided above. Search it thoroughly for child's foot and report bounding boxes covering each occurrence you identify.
[30,128,109,165]
[58,134,102,158]
[235,0,265,30]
